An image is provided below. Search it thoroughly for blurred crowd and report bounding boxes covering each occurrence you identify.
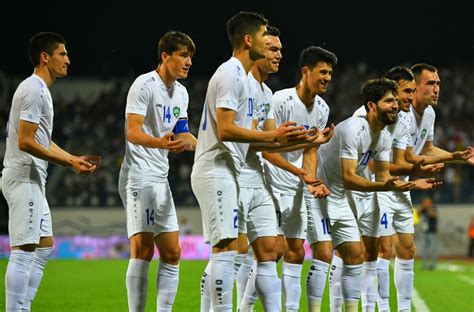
[0,62,473,208]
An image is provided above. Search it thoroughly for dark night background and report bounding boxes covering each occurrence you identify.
[1,1,473,80]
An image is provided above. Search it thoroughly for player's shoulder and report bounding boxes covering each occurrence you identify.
[337,116,366,135]
[17,75,46,98]
[425,105,436,118]
[216,58,246,80]
[314,95,330,116]
[273,87,295,103]
[396,110,411,126]
[262,82,272,95]
[132,70,158,89]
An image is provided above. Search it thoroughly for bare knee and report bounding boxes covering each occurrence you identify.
[131,244,155,261]
[378,236,393,259]
[312,242,333,263]
[284,239,305,264]
[159,244,181,264]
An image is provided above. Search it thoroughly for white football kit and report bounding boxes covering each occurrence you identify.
[317,116,391,247]
[264,88,329,240]
[118,70,190,238]
[2,74,53,246]
[191,57,253,245]
[237,72,278,243]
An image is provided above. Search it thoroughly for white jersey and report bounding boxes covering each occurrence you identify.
[119,70,189,181]
[264,88,329,195]
[192,57,253,178]
[407,105,435,155]
[239,72,274,187]
[318,116,392,196]
[3,74,52,184]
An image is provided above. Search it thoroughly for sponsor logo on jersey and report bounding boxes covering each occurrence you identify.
[264,103,270,113]
[392,138,398,147]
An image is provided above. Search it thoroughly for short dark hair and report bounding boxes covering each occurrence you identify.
[298,46,338,71]
[157,31,196,65]
[383,66,414,83]
[28,32,66,67]
[361,78,398,112]
[266,25,280,37]
[410,63,438,84]
[226,11,268,49]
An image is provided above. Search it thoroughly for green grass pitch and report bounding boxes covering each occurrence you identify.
[0,259,473,311]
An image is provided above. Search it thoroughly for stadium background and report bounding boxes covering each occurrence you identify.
[0,1,473,311]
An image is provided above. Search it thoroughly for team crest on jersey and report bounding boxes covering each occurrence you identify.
[392,139,398,147]
[264,103,270,113]
[173,107,180,118]
[421,129,427,139]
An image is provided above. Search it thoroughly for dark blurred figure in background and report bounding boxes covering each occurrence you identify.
[418,196,438,270]
[468,216,474,258]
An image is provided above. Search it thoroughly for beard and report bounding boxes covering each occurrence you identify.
[377,110,397,125]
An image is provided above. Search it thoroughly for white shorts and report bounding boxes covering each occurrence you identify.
[305,192,332,245]
[269,187,306,240]
[191,176,238,246]
[377,191,414,236]
[238,186,278,243]
[118,178,178,238]
[347,191,379,238]
[2,179,53,247]
[320,191,359,248]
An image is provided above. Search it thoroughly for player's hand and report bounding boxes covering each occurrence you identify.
[159,133,186,153]
[307,183,330,198]
[452,148,473,162]
[311,123,335,146]
[273,121,308,145]
[411,178,443,190]
[297,169,324,186]
[70,157,97,175]
[385,177,415,192]
[78,155,102,167]
[411,159,444,177]
[463,146,474,165]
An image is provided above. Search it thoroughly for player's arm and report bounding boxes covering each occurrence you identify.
[173,118,197,151]
[341,158,393,191]
[421,141,474,165]
[18,120,96,174]
[126,113,185,152]
[217,107,307,144]
[390,147,444,177]
[304,146,330,197]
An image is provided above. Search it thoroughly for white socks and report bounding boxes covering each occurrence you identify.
[341,263,363,308]
[22,246,53,311]
[377,258,391,311]
[329,254,343,312]
[235,253,252,307]
[210,251,236,311]
[361,261,377,312]
[395,257,414,312]
[156,261,179,312]
[200,261,213,312]
[5,250,34,312]
[239,260,257,311]
[307,259,330,312]
[282,261,303,311]
[255,261,281,312]
[126,258,150,312]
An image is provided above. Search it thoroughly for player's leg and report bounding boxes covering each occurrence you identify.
[247,189,280,312]
[328,195,363,312]
[3,179,42,311]
[329,250,344,312]
[22,184,54,311]
[119,177,155,312]
[152,181,183,312]
[279,191,306,312]
[305,194,333,312]
[376,191,398,312]
[352,193,379,312]
[393,199,416,312]
[236,189,252,308]
[155,231,180,312]
[192,176,239,312]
